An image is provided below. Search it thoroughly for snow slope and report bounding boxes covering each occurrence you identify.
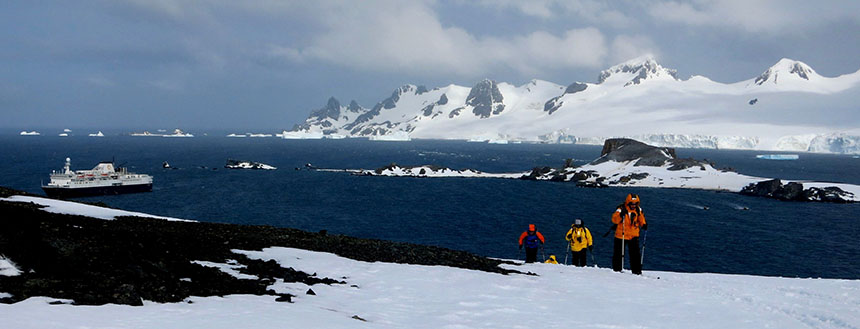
[2,247,858,328]
[292,56,860,153]
[0,195,189,221]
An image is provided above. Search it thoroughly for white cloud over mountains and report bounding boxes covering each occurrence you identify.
[119,0,654,78]
[113,0,860,80]
[266,1,642,78]
[647,0,860,33]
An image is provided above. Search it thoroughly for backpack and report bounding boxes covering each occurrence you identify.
[523,232,541,249]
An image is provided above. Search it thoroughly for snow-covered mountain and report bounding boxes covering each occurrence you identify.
[290,56,860,154]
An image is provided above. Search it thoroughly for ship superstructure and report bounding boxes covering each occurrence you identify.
[42,158,153,197]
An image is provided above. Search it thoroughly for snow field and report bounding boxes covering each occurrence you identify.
[0,195,191,222]
[2,247,857,328]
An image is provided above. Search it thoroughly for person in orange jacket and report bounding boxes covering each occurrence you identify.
[611,194,647,274]
[518,224,545,263]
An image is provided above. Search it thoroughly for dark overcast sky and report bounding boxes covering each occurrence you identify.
[2,0,859,131]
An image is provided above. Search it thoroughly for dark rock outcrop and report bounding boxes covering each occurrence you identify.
[467,79,505,118]
[543,82,588,115]
[347,100,363,113]
[593,138,677,167]
[0,189,520,306]
[565,82,588,94]
[740,179,854,203]
[309,97,342,121]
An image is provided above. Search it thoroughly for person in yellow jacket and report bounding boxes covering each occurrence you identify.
[544,255,559,264]
[565,219,593,266]
[611,194,647,274]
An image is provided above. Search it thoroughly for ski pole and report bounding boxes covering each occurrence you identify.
[541,245,546,262]
[640,230,648,267]
[602,225,616,238]
[563,242,569,265]
[590,247,596,267]
[621,216,626,272]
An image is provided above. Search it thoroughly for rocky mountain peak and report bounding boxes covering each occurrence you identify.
[309,97,342,121]
[347,100,363,113]
[598,56,679,86]
[754,58,817,85]
[467,79,505,118]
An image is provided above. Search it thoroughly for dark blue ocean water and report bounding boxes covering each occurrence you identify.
[1,135,859,279]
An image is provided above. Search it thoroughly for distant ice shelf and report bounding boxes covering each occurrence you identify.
[756,154,799,160]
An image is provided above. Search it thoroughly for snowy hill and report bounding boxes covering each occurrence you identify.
[5,247,859,329]
[290,57,860,154]
[1,193,858,328]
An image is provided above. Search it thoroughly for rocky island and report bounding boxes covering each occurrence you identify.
[357,139,858,203]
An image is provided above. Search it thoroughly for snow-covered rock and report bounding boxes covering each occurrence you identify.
[224,159,276,170]
[289,57,860,154]
[597,55,679,86]
[360,164,521,178]
[0,256,21,277]
[348,139,860,202]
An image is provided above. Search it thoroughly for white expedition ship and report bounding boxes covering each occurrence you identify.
[42,158,153,198]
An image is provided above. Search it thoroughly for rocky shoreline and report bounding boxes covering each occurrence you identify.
[357,139,857,203]
[0,187,519,306]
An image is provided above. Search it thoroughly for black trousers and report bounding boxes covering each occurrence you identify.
[525,247,538,263]
[571,250,587,267]
[613,237,642,274]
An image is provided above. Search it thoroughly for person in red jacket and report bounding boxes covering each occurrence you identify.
[518,224,545,263]
[611,194,647,274]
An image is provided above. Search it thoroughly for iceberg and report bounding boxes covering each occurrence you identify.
[163,129,193,137]
[369,131,411,141]
[280,130,324,139]
[19,131,40,136]
[756,154,799,160]
[324,134,347,139]
[131,131,161,137]
[88,131,104,137]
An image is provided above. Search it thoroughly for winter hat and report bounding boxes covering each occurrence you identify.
[626,194,640,205]
[574,219,582,226]
[528,224,536,232]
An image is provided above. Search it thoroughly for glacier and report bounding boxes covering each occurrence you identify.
[288,56,860,154]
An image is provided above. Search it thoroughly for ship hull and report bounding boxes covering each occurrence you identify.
[42,183,153,198]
